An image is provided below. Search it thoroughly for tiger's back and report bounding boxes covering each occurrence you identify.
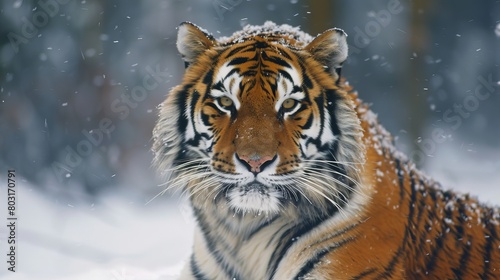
[153,21,500,279]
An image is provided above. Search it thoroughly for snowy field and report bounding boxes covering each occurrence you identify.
[0,186,195,280]
[0,145,499,280]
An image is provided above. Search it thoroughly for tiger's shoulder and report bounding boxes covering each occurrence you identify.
[318,85,500,279]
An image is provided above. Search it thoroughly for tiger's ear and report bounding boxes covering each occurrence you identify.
[177,22,216,67]
[304,28,348,76]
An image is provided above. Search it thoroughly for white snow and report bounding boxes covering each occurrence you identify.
[425,144,500,206]
[0,184,194,280]
[217,21,315,47]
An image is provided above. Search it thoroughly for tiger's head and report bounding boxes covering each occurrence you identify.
[153,22,365,217]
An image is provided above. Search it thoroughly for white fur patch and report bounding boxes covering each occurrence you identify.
[227,185,282,214]
[212,63,243,110]
[320,107,336,144]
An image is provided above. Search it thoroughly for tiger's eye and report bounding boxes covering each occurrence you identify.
[219,97,233,108]
[282,98,297,110]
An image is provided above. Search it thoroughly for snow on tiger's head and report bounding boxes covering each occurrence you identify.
[152,22,364,216]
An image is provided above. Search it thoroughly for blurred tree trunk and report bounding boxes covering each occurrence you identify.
[407,0,431,166]
[308,0,336,35]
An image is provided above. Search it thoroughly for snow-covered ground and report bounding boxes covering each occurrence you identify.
[0,185,194,280]
[0,145,498,280]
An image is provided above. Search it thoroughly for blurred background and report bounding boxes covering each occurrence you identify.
[0,0,499,279]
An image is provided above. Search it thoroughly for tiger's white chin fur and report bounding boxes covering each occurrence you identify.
[227,183,282,214]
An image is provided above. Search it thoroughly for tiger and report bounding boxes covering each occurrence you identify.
[152,21,500,279]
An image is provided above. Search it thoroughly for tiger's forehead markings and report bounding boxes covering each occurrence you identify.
[213,53,302,95]
[214,62,239,86]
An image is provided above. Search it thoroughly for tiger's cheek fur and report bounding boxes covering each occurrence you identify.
[211,131,237,174]
[196,100,234,174]
[273,124,302,174]
[273,109,314,173]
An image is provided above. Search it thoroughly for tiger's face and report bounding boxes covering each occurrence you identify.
[153,22,364,216]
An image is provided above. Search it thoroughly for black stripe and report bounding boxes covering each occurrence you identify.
[451,198,471,278]
[223,68,240,81]
[192,207,243,280]
[268,210,336,278]
[424,229,444,274]
[291,85,302,94]
[314,94,326,146]
[241,69,257,77]
[204,103,224,114]
[325,89,341,138]
[394,158,405,204]
[265,54,291,68]
[254,40,269,49]
[228,56,248,66]
[212,81,225,91]
[190,90,200,121]
[173,86,191,163]
[335,67,342,85]
[351,267,377,280]
[423,187,446,275]
[259,81,273,98]
[479,208,497,279]
[266,223,291,248]
[378,245,404,279]
[202,69,213,85]
[185,90,202,147]
[175,85,191,133]
[414,186,426,229]
[408,180,425,262]
[226,45,250,57]
[190,254,209,280]
[294,237,356,279]
[200,112,211,127]
[299,63,314,89]
[279,48,293,60]
[244,215,279,241]
[451,236,471,278]
[455,197,467,243]
[307,221,361,249]
[278,69,294,84]
[268,226,299,277]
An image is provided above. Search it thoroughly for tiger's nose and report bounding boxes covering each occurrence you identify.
[236,153,276,174]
